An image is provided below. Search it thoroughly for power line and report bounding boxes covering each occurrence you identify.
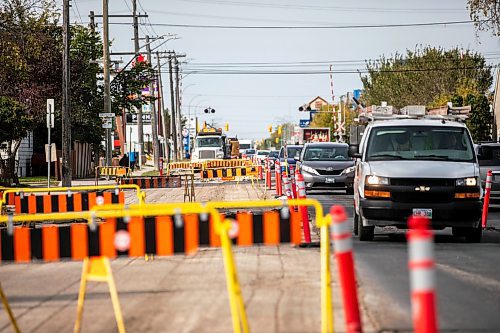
[171,0,465,13]
[108,20,478,29]
[168,65,498,76]
[72,0,84,24]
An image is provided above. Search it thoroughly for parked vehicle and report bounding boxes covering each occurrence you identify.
[349,112,482,242]
[254,150,270,164]
[299,142,355,194]
[476,142,500,207]
[268,150,279,169]
[278,145,303,172]
[243,149,256,160]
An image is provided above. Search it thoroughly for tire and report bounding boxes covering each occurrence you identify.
[358,216,375,241]
[464,225,482,243]
[353,212,359,236]
[452,227,466,237]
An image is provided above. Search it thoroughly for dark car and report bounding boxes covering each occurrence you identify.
[278,145,303,172]
[299,142,355,194]
[476,142,500,207]
[267,150,279,169]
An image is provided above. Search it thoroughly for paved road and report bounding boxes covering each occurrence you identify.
[309,189,500,332]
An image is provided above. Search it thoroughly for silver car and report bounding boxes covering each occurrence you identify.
[299,142,355,194]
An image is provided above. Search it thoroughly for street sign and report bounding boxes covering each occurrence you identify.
[46,99,54,128]
[126,113,151,123]
[299,119,310,128]
[99,113,115,118]
[45,143,57,162]
[102,118,113,129]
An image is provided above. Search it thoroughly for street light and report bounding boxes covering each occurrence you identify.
[204,107,216,114]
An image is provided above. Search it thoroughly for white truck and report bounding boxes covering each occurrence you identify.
[190,127,227,161]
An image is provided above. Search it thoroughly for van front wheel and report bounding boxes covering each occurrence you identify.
[358,216,374,241]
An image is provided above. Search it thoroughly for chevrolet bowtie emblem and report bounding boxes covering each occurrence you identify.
[415,186,431,192]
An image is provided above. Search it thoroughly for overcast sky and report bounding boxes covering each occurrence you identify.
[72,0,499,140]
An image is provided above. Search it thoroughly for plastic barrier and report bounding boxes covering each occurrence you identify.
[330,206,362,333]
[95,166,131,185]
[121,176,182,189]
[295,169,312,243]
[201,166,259,180]
[203,159,252,169]
[482,169,492,228]
[204,199,333,333]
[0,203,249,333]
[166,162,203,176]
[407,216,438,333]
[0,184,145,214]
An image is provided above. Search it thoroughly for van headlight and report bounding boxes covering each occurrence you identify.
[302,165,319,175]
[366,175,389,185]
[342,166,356,175]
[455,177,477,186]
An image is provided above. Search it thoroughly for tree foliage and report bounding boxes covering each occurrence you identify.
[361,46,492,109]
[0,0,156,181]
[0,96,32,184]
[468,0,500,36]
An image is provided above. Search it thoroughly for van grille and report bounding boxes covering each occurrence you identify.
[390,178,455,187]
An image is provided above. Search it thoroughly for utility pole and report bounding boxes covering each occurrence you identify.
[174,57,182,160]
[168,56,178,160]
[62,0,72,186]
[145,36,160,170]
[157,51,170,162]
[132,0,143,168]
[103,0,112,166]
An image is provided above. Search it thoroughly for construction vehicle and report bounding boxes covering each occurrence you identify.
[191,126,227,161]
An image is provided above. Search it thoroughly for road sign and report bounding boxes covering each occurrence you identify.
[46,99,54,129]
[299,119,310,128]
[126,113,151,123]
[102,118,113,129]
[45,143,57,162]
[99,113,115,118]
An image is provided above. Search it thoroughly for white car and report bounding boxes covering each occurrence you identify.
[254,150,270,164]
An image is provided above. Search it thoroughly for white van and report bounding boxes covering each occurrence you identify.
[349,116,482,242]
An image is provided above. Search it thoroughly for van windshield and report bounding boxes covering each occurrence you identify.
[366,126,474,162]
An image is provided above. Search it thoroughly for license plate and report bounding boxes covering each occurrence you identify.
[325,178,335,183]
[413,208,432,218]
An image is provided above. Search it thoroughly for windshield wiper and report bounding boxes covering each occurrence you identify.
[369,154,405,160]
[414,154,450,160]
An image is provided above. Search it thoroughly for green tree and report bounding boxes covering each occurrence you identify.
[468,0,500,36]
[0,97,32,184]
[361,46,492,109]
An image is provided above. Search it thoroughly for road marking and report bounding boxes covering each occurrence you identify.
[436,263,500,291]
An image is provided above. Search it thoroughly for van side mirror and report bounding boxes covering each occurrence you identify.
[348,145,362,158]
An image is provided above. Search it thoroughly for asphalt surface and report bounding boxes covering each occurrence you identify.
[308,189,500,333]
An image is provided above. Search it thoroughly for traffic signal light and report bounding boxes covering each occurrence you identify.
[278,125,282,135]
[224,122,229,131]
[268,125,272,133]
[203,121,207,128]
[275,137,279,144]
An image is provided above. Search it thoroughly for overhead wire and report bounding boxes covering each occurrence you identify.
[108,20,479,29]
[170,0,466,14]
